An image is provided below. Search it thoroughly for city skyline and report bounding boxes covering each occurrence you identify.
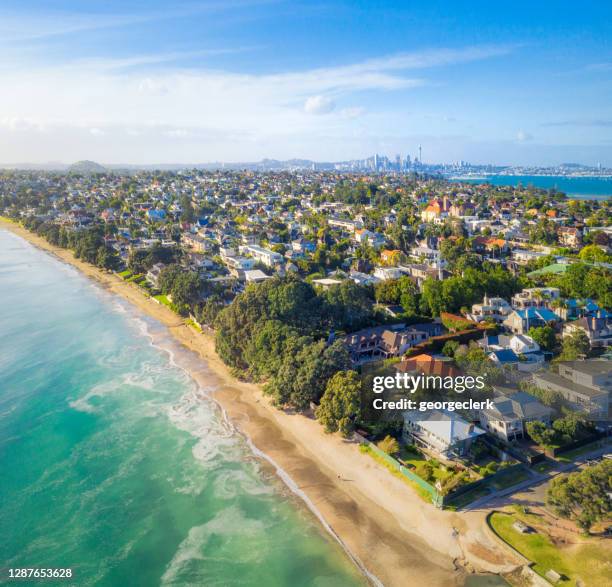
[1,0,611,165]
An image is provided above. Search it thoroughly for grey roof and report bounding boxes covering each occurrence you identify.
[558,360,611,377]
[403,409,485,443]
[533,370,607,399]
[484,392,552,421]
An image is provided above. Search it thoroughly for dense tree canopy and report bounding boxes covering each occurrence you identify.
[315,370,361,436]
[214,276,371,410]
[547,460,612,531]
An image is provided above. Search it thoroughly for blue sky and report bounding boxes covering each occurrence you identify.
[1,0,611,165]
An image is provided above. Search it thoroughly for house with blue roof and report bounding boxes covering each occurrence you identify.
[146,209,167,222]
[479,333,546,372]
[557,298,611,321]
[503,307,561,335]
[488,348,520,369]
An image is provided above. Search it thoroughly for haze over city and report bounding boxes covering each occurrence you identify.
[1,0,611,166]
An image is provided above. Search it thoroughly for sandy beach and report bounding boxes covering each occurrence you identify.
[0,219,521,586]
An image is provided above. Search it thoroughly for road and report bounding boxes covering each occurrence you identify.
[463,442,611,512]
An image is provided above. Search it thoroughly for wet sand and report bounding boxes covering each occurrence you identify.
[0,219,521,586]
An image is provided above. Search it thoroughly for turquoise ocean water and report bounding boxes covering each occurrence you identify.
[0,229,366,587]
[451,175,612,199]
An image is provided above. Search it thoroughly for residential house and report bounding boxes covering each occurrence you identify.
[511,287,561,310]
[511,249,550,265]
[403,410,485,458]
[563,314,612,349]
[479,391,553,442]
[420,197,451,223]
[311,277,343,289]
[480,333,545,372]
[472,236,508,257]
[396,352,460,378]
[244,269,272,283]
[224,256,255,272]
[291,238,316,254]
[557,226,582,248]
[503,307,561,335]
[533,360,611,419]
[181,233,212,253]
[328,217,362,231]
[345,324,431,364]
[373,266,404,281]
[146,262,165,288]
[468,295,512,323]
[349,270,380,286]
[380,249,402,265]
[238,244,284,268]
[354,229,385,248]
[488,349,521,370]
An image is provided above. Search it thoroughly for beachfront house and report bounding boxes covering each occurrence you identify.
[402,410,485,458]
[344,324,432,365]
[478,392,553,443]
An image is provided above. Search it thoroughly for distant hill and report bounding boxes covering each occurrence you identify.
[68,160,107,174]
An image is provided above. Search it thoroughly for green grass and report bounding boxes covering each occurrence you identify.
[153,294,175,310]
[126,273,144,282]
[445,485,490,510]
[117,270,132,279]
[556,441,605,463]
[397,448,455,482]
[359,444,435,503]
[489,512,612,586]
[185,318,202,332]
[486,467,530,491]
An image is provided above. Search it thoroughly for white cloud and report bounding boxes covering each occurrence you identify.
[0,116,45,132]
[163,128,191,138]
[304,95,335,115]
[0,44,516,162]
[516,129,533,142]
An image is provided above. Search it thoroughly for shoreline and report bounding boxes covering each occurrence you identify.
[0,219,521,586]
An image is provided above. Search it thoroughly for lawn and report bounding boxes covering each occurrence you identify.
[360,444,435,503]
[153,294,175,309]
[556,440,606,463]
[185,318,202,332]
[486,467,530,491]
[489,512,612,586]
[117,269,132,279]
[397,447,454,482]
[126,273,144,283]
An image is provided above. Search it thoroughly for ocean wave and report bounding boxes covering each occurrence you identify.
[160,506,269,586]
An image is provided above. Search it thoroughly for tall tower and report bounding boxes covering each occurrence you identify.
[418,145,422,164]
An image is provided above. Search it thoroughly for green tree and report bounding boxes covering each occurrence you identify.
[315,370,361,437]
[578,244,611,263]
[442,340,459,358]
[546,460,612,531]
[528,325,556,352]
[559,330,590,360]
[525,421,557,447]
[377,435,400,455]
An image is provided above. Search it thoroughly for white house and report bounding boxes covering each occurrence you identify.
[239,244,284,267]
[402,410,485,458]
[373,266,404,281]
